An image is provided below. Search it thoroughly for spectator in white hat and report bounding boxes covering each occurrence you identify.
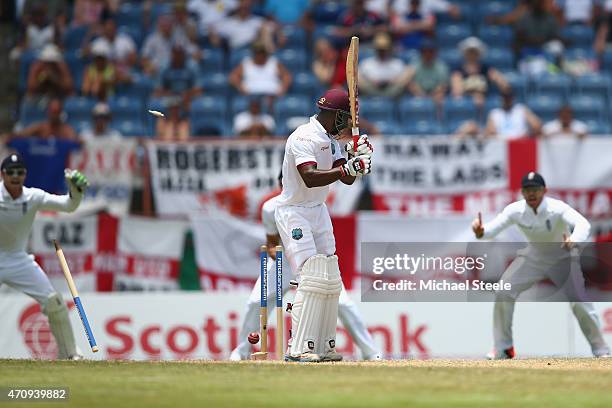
[359,32,412,97]
[26,43,73,100]
[82,40,129,100]
[80,102,122,142]
[451,37,509,108]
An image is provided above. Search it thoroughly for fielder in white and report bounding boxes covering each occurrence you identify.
[0,153,89,359]
[273,89,373,362]
[230,190,382,361]
[472,171,610,359]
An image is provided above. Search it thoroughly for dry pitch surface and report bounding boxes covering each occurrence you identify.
[1,358,611,408]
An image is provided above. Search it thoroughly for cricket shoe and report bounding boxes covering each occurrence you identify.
[320,350,343,362]
[285,351,321,363]
[486,347,515,360]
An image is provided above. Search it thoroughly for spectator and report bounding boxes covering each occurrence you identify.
[554,0,595,25]
[515,0,561,56]
[391,0,435,50]
[172,1,202,60]
[71,0,116,27]
[88,19,137,72]
[371,0,460,20]
[26,43,73,100]
[594,2,612,55]
[451,37,509,108]
[335,0,386,43]
[10,3,61,62]
[233,97,275,137]
[20,0,68,24]
[228,41,292,102]
[485,90,542,139]
[211,0,283,50]
[359,32,411,97]
[82,40,126,100]
[9,99,78,140]
[141,15,197,75]
[187,0,237,36]
[542,105,588,139]
[154,45,203,107]
[312,38,339,87]
[406,40,449,105]
[80,102,122,141]
[264,0,310,25]
[156,97,190,141]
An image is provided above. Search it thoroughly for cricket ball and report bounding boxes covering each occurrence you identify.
[248,332,260,344]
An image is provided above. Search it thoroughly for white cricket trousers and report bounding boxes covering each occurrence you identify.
[493,253,610,356]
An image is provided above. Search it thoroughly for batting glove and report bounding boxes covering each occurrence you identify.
[345,134,373,158]
[340,154,372,177]
[65,169,89,193]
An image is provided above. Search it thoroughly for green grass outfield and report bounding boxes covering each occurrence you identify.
[1,359,611,408]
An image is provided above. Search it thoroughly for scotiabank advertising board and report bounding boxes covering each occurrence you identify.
[1,294,611,360]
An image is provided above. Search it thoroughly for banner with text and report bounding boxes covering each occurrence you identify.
[370,137,612,218]
[69,139,138,215]
[1,294,611,360]
[25,213,187,292]
[146,140,364,219]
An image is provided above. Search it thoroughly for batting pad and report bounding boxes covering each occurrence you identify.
[43,293,78,359]
[290,255,342,356]
[318,255,342,355]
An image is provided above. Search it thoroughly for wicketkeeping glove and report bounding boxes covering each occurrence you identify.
[65,169,89,193]
[345,134,373,158]
[340,154,372,177]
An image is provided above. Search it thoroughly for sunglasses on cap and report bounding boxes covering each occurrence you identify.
[3,168,26,176]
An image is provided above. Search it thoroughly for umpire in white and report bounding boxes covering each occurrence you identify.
[0,153,89,359]
[472,171,610,359]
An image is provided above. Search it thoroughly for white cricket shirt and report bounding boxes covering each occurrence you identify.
[0,182,82,256]
[481,196,590,243]
[276,116,345,207]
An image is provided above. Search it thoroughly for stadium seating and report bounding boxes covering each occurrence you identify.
[200,73,230,96]
[201,48,225,74]
[191,96,228,121]
[436,24,472,47]
[277,48,308,73]
[403,120,446,136]
[569,95,606,122]
[478,25,514,47]
[19,99,46,127]
[274,95,312,123]
[531,74,572,100]
[444,97,478,129]
[527,95,563,122]
[561,25,594,49]
[398,98,436,126]
[65,96,96,122]
[359,97,395,123]
[483,48,514,71]
[575,74,611,102]
[109,96,143,123]
[290,72,321,99]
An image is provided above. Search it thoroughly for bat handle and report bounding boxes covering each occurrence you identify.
[352,127,360,148]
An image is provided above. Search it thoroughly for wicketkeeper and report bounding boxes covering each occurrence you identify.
[0,153,89,359]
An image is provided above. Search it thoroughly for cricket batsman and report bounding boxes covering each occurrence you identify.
[273,89,372,362]
[0,153,89,359]
[472,171,611,359]
[230,175,381,361]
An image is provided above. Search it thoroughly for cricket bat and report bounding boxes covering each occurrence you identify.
[346,36,360,147]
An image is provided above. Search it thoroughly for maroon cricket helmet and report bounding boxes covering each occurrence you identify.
[316,89,351,114]
[316,89,352,136]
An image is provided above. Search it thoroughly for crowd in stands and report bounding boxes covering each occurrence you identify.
[4,0,612,143]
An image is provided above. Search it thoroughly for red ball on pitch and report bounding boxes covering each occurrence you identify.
[248,332,260,344]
